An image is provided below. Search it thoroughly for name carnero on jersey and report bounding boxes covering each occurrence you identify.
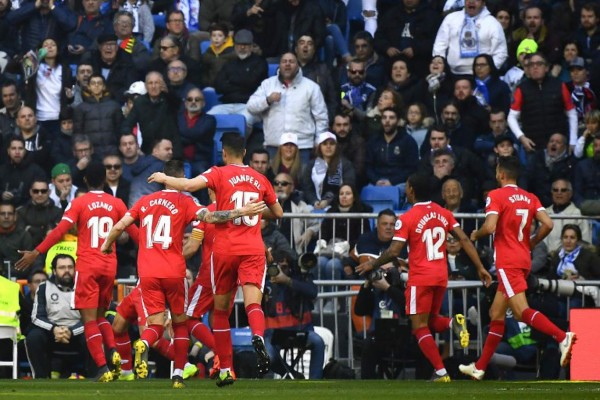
[142,199,179,214]
[508,193,531,204]
[415,211,449,233]
[228,174,262,189]
[87,201,113,212]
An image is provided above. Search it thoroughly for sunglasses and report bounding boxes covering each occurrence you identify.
[273,181,291,187]
[104,164,122,170]
[186,97,204,102]
[31,188,49,194]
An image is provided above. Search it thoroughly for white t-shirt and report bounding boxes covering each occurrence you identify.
[36,64,62,121]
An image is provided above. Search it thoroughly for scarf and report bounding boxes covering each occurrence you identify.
[119,36,136,54]
[459,15,479,58]
[210,36,234,56]
[557,245,581,277]
[474,77,490,107]
[544,149,567,169]
[311,158,328,201]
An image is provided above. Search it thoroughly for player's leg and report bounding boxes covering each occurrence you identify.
[164,277,190,388]
[95,274,121,378]
[186,282,216,350]
[112,311,133,380]
[135,278,167,379]
[213,291,235,386]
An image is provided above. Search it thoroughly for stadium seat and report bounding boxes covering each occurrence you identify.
[213,114,247,164]
[268,63,278,77]
[0,325,18,379]
[153,14,166,29]
[69,64,77,77]
[360,185,401,209]
[202,87,221,112]
[200,40,211,54]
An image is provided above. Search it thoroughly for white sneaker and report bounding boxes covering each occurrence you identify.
[458,362,485,381]
[559,332,576,367]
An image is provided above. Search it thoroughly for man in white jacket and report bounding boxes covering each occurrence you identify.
[432,0,507,76]
[247,52,329,163]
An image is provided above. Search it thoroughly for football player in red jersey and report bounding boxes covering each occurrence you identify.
[148,132,283,387]
[357,173,491,382]
[16,162,140,382]
[102,159,265,388]
[459,156,576,380]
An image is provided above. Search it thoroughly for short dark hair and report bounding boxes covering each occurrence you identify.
[7,135,25,150]
[208,22,229,35]
[1,80,18,93]
[0,201,15,211]
[561,224,582,242]
[497,156,521,180]
[28,269,48,283]
[250,148,270,160]
[353,31,374,46]
[377,209,396,220]
[381,107,399,118]
[59,107,74,121]
[89,73,106,84]
[84,161,107,188]
[51,254,75,270]
[430,125,448,137]
[221,132,245,157]
[407,174,432,202]
[163,159,184,177]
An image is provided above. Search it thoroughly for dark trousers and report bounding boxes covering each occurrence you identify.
[25,327,88,378]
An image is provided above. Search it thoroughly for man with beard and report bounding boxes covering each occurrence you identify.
[511,6,561,66]
[25,254,87,379]
[331,112,366,186]
[576,3,600,64]
[420,102,475,156]
[574,134,600,215]
[340,59,376,118]
[452,79,489,150]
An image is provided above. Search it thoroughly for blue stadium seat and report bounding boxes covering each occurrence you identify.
[268,63,278,77]
[365,200,395,229]
[202,87,221,112]
[69,64,77,77]
[360,185,401,210]
[200,40,211,54]
[153,14,166,29]
[213,114,247,164]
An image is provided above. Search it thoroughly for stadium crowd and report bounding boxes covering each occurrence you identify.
[0,0,599,383]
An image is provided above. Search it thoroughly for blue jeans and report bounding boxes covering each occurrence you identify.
[264,328,325,379]
[326,24,350,58]
[318,256,343,283]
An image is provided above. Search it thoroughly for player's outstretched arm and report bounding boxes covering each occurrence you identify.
[183,229,203,260]
[530,209,554,250]
[470,213,499,242]
[15,249,40,272]
[101,215,136,254]
[454,226,492,287]
[197,200,267,224]
[147,172,207,192]
[16,218,74,271]
[356,240,405,275]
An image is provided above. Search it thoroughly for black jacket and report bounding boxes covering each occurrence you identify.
[0,155,46,207]
[213,54,268,104]
[73,92,122,157]
[81,49,138,103]
[16,199,62,248]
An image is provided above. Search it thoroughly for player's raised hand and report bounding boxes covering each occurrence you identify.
[15,249,39,271]
[355,260,374,275]
[470,230,478,242]
[242,199,267,216]
[147,172,167,184]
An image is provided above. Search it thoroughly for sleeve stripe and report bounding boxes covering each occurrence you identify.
[485,211,499,216]
[392,237,407,242]
[72,327,84,336]
[62,216,74,223]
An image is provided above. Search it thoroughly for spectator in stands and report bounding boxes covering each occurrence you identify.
[73,74,122,158]
[249,148,275,182]
[502,39,537,94]
[247,52,328,162]
[0,201,33,279]
[120,80,146,120]
[67,0,114,63]
[263,251,324,379]
[552,40,581,84]
[0,81,24,138]
[267,0,326,58]
[112,10,151,72]
[209,29,268,131]
[201,22,236,88]
[418,56,454,125]
[0,137,46,207]
[302,132,356,209]
[199,0,236,37]
[575,3,600,65]
[102,153,129,206]
[575,109,600,159]
[442,178,476,214]
[274,172,320,255]
[117,1,154,43]
[51,107,76,167]
[365,107,418,193]
[472,54,511,114]
[128,138,172,206]
[493,6,515,72]
[24,38,74,142]
[573,135,600,215]
[433,0,507,75]
[152,10,201,62]
[81,33,138,104]
[25,254,87,379]
[525,133,574,207]
[481,134,520,185]
[7,0,77,55]
[566,57,597,132]
[0,0,17,58]
[350,31,385,89]
[373,0,440,78]
[166,60,194,102]
[271,133,302,187]
[16,179,62,249]
[384,56,422,107]
[404,102,431,155]
[68,135,101,188]
[452,78,489,150]
[261,219,297,262]
[15,106,52,171]
[48,162,77,210]
[178,87,216,176]
[508,52,578,158]
[149,35,202,88]
[332,112,366,187]
[121,71,182,158]
[362,89,403,140]
[340,59,377,118]
[511,6,561,67]
[544,178,591,253]
[295,34,338,123]
[20,270,48,333]
[118,132,143,182]
[71,63,93,107]
[474,108,514,162]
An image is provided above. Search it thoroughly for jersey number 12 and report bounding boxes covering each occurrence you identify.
[422,227,445,261]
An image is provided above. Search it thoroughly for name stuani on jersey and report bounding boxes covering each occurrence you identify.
[508,194,531,204]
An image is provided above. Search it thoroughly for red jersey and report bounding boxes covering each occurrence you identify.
[36,191,134,274]
[200,164,277,255]
[393,201,459,286]
[485,184,544,270]
[128,190,204,278]
[191,202,216,287]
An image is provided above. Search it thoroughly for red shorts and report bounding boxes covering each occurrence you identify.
[497,268,529,298]
[405,285,446,316]
[211,253,266,295]
[73,270,114,310]
[139,277,187,316]
[116,287,147,326]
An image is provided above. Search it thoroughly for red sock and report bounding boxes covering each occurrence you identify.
[428,315,451,333]
[114,331,132,370]
[245,303,265,337]
[141,324,164,348]
[414,327,444,371]
[173,322,190,371]
[97,317,117,350]
[187,319,216,350]
[521,308,566,343]
[154,337,174,361]
[84,320,107,367]
[475,320,505,371]
[212,309,233,369]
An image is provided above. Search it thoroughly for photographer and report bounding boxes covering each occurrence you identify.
[263,251,325,379]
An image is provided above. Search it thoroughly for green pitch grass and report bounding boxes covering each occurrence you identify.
[0,379,599,400]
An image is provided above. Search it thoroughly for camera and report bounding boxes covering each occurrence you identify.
[267,263,281,278]
[298,252,317,273]
[367,268,404,287]
[367,269,386,282]
[527,275,576,297]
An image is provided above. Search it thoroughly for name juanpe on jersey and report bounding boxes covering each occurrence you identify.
[228,174,262,189]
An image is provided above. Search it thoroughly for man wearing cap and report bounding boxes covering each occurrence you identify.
[502,38,538,94]
[210,29,268,131]
[566,57,597,131]
[66,0,114,63]
[80,33,137,103]
[247,52,328,163]
[49,163,78,210]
